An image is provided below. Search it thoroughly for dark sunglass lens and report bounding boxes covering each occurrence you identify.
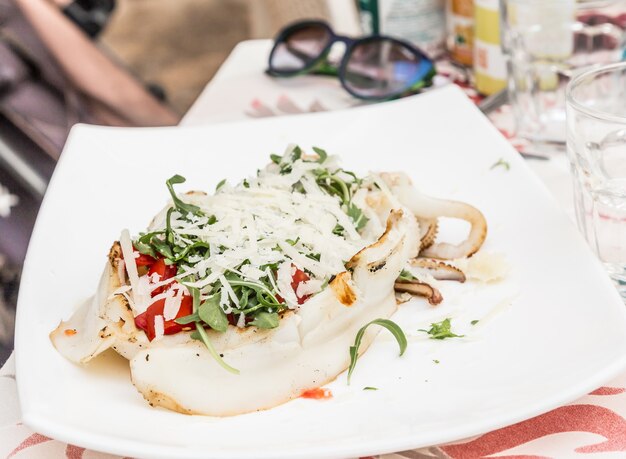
[343,39,432,98]
[270,24,332,73]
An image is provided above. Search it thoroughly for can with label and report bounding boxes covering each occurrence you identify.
[447,0,474,66]
[474,0,506,95]
[358,0,446,58]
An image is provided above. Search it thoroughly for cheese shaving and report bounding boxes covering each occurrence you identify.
[119,229,142,308]
[125,150,391,328]
[154,315,165,340]
[163,289,182,321]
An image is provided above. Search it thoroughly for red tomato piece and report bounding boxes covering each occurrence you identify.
[291,267,311,305]
[274,266,311,305]
[147,258,178,296]
[300,388,332,399]
[134,292,193,341]
[134,252,157,267]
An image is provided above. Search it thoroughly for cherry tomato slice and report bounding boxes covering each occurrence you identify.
[134,293,193,341]
[147,258,178,296]
[276,266,311,305]
[134,253,157,267]
[291,267,311,305]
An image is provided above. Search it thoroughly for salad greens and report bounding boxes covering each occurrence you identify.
[419,318,464,340]
[132,146,373,367]
[490,158,510,171]
[347,318,407,384]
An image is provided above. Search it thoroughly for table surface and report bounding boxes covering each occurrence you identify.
[3,39,626,459]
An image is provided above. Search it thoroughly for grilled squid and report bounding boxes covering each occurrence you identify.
[50,149,489,417]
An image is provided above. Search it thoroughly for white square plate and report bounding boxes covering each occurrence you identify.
[15,86,626,459]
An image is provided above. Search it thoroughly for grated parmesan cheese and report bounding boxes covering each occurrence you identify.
[119,229,142,310]
[163,289,183,321]
[154,315,165,340]
[127,153,394,321]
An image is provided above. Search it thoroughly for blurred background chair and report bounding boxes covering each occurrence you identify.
[0,0,178,361]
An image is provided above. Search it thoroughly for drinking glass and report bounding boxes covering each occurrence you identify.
[502,0,626,145]
[567,62,626,299]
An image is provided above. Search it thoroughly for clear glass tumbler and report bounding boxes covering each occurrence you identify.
[502,0,626,145]
[567,62,626,299]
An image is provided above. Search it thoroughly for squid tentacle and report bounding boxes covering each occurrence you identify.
[381,173,487,260]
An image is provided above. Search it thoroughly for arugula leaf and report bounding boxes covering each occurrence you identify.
[347,319,407,384]
[184,286,238,373]
[250,311,280,329]
[134,240,156,258]
[215,179,227,191]
[274,146,304,174]
[166,175,201,216]
[192,323,239,374]
[312,146,328,163]
[168,241,210,263]
[419,318,464,340]
[490,158,510,171]
[190,286,201,313]
[165,207,175,245]
[314,170,351,203]
[347,203,369,231]
[291,145,302,161]
[198,295,229,332]
[306,252,321,262]
[341,169,363,186]
[225,274,282,308]
[134,231,167,258]
[175,312,200,325]
[150,236,174,259]
[397,269,416,282]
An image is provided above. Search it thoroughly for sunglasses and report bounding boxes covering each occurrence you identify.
[267,20,436,101]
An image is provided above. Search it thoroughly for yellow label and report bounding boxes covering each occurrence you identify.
[474,4,500,45]
[473,0,505,95]
[475,72,506,96]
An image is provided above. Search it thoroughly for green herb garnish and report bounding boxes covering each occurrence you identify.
[249,311,280,329]
[198,295,229,332]
[363,386,378,391]
[193,324,239,374]
[186,287,239,374]
[133,148,379,378]
[215,178,227,191]
[347,319,407,384]
[490,158,510,171]
[312,146,328,163]
[419,318,464,340]
[397,269,416,282]
[347,202,369,231]
[166,175,201,216]
[471,319,480,326]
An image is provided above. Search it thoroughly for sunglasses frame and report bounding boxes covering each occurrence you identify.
[267,20,436,101]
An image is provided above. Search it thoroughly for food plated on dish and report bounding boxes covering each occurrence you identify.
[50,144,488,416]
[18,90,626,459]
